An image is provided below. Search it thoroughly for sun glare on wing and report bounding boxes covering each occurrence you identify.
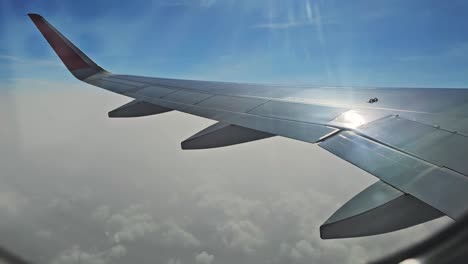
[342,111,366,128]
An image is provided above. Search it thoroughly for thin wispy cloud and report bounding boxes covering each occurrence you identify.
[305,0,313,21]
[159,1,186,7]
[252,15,334,30]
[313,2,325,45]
[397,42,468,62]
[0,55,20,61]
[0,54,65,82]
[0,54,62,67]
[253,20,316,30]
[159,0,217,8]
[447,42,468,57]
[200,0,216,8]
[253,0,334,31]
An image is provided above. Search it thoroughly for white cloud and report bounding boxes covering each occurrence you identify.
[107,245,127,259]
[0,191,28,216]
[217,220,265,255]
[95,204,200,248]
[107,204,159,243]
[289,240,317,261]
[160,222,201,248]
[92,205,111,221]
[36,230,53,240]
[51,245,127,264]
[195,251,214,264]
[167,258,183,264]
[195,185,270,221]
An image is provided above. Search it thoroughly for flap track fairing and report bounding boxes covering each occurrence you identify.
[181,122,274,149]
[108,100,172,118]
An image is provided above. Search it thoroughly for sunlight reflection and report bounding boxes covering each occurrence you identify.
[342,111,366,128]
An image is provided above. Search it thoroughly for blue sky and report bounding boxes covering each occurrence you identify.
[2,0,468,87]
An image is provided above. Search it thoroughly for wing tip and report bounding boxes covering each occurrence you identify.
[27,13,42,19]
[27,12,106,79]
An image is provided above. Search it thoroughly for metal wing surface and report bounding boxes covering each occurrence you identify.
[29,13,468,239]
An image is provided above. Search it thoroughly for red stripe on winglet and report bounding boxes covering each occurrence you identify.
[29,14,90,71]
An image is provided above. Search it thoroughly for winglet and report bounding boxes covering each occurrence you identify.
[28,13,105,80]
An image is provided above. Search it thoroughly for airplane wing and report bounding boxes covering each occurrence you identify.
[28,14,468,239]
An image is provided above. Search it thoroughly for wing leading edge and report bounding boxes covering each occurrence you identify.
[29,13,468,239]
